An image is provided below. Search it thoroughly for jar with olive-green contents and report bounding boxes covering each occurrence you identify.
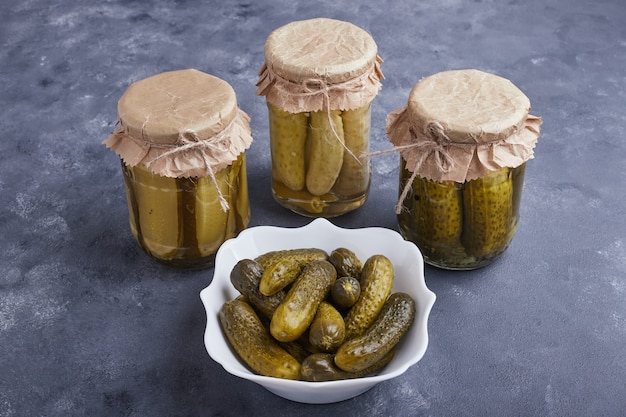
[387,70,541,270]
[398,158,526,269]
[257,18,384,217]
[121,153,249,269]
[104,69,253,269]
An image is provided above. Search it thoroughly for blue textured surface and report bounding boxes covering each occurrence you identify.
[1,0,625,415]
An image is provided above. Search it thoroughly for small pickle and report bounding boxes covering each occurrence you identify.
[335,292,415,373]
[219,299,301,380]
[233,153,251,232]
[397,163,464,264]
[255,248,328,270]
[332,105,371,197]
[127,164,181,259]
[300,350,396,382]
[259,248,329,296]
[308,301,346,352]
[331,276,361,310]
[229,258,285,319]
[305,110,345,196]
[329,247,363,278]
[461,167,513,259]
[270,259,337,342]
[195,164,232,257]
[344,254,394,339]
[268,103,308,191]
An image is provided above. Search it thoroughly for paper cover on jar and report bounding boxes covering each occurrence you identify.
[386,69,542,184]
[256,18,384,113]
[103,69,253,179]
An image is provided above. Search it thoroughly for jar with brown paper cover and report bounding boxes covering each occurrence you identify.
[104,69,253,269]
[386,69,542,270]
[257,18,384,217]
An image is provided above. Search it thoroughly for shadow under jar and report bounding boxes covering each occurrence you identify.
[387,69,542,270]
[104,69,253,269]
[257,18,384,217]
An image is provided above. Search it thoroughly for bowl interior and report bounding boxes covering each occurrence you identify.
[200,218,436,404]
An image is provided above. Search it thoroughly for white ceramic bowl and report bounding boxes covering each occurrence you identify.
[200,218,436,404]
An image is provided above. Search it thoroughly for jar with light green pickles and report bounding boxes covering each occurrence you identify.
[257,18,384,217]
[104,69,253,269]
[387,70,542,270]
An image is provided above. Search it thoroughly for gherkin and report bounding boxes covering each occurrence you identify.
[305,109,345,196]
[415,177,463,248]
[461,167,513,259]
[332,104,371,197]
[233,153,251,231]
[195,163,233,257]
[128,165,181,259]
[258,248,329,296]
[398,162,463,258]
[254,248,328,270]
[268,103,308,191]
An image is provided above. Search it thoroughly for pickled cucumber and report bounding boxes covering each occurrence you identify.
[402,172,463,255]
[255,248,328,270]
[332,105,371,197]
[270,259,337,342]
[229,258,285,319]
[219,298,301,380]
[130,165,181,259]
[305,110,345,196]
[195,166,231,256]
[259,248,328,296]
[461,167,513,259]
[300,350,395,382]
[233,153,251,232]
[335,292,415,373]
[308,301,346,352]
[344,254,394,339]
[268,103,308,191]
[331,276,361,310]
[329,247,363,278]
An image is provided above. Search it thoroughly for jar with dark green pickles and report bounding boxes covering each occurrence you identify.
[387,69,542,270]
[104,69,253,269]
[257,18,384,217]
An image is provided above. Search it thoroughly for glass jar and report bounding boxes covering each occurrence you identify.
[104,69,253,269]
[398,158,526,269]
[257,18,383,217]
[121,153,249,268]
[387,69,541,270]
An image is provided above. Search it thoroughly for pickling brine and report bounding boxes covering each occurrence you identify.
[397,158,526,269]
[103,69,253,269]
[257,18,383,217]
[386,69,541,270]
[269,103,371,217]
[122,153,249,268]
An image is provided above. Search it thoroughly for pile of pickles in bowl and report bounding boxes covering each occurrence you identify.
[200,218,436,404]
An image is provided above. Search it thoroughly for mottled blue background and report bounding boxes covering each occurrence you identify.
[1,0,625,416]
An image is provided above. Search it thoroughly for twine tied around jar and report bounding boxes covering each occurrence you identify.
[104,109,253,212]
[300,75,370,164]
[257,61,384,165]
[367,116,465,214]
[375,105,541,213]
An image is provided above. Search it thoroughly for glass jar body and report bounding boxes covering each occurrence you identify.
[268,103,372,217]
[121,153,250,269]
[397,157,526,270]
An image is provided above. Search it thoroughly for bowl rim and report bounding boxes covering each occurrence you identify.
[200,218,436,393]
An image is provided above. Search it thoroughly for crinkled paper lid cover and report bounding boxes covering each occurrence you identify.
[256,18,384,113]
[386,69,542,183]
[103,69,253,178]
